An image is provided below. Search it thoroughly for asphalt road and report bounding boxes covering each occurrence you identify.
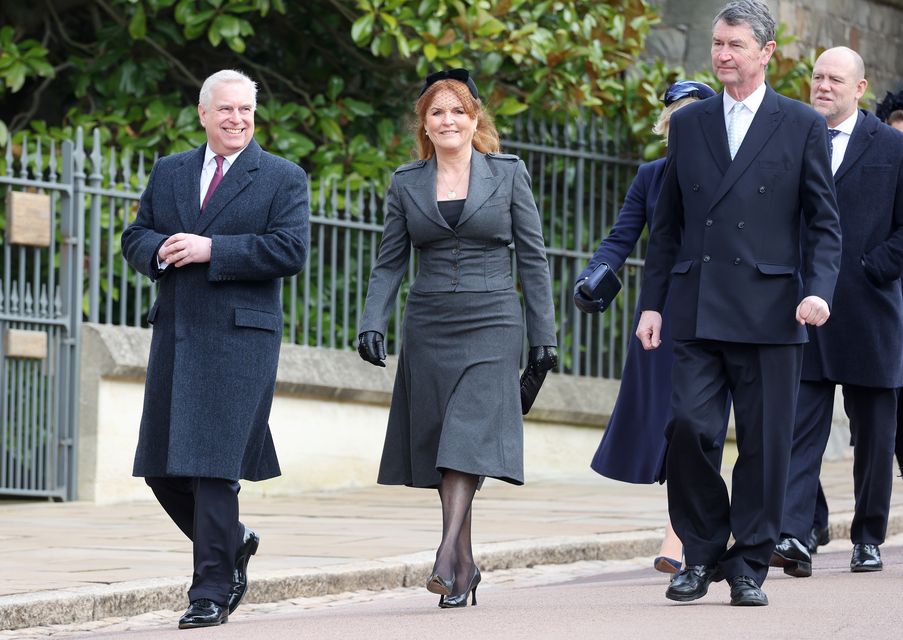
[10,536,903,640]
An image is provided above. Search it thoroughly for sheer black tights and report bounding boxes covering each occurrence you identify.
[434,469,478,593]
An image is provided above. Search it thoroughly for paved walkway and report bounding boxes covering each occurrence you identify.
[2,459,901,631]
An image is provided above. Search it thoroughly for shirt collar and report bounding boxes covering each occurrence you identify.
[203,144,244,170]
[830,109,859,136]
[723,82,767,116]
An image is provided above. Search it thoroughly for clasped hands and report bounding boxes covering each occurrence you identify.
[158,233,212,267]
[635,295,831,351]
[358,331,559,373]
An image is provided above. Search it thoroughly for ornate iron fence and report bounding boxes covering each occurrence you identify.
[0,119,644,499]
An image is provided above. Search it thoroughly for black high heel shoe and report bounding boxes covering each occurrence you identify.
[426,570,454,596]
[438,566,481,608]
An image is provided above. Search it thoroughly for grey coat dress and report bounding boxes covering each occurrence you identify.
[121,140,310,482]
[359,150,556,488]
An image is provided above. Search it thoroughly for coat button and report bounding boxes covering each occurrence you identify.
[692,184,700,192]
[703,255,711,263]
[737,221,745,229]
[705,219,713,226]
[452,264,459,270]
[758,186,766,193]
[451,279,458,285]
[733,258,741,265]
[452,248,459,255]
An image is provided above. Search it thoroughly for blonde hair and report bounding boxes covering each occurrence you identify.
[652,96,698,140]
[414,79,500,159]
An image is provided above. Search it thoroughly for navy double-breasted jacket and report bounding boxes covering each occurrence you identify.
[640,85,842,344]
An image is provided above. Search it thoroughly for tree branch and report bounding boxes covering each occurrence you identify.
[9,61,74,133]
[95,0,201,89]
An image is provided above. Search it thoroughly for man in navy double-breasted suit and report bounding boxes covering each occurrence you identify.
[771,47,903,579]
[121,69,309,629]
[636,0,841,606]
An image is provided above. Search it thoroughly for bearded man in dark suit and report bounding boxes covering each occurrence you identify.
[771,46,903,579]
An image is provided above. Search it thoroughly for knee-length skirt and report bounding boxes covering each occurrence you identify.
[377,288,525,488]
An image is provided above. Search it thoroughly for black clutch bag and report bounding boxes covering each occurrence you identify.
[578,262,622,312]
[519,362,548,415]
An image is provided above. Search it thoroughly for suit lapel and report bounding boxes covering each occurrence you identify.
[834,110,871,183]
[175,145,205,232]
[708,86,785,212]
[403,157,451,231]
[699,94,731,176]
[457,150,503,229]
[193,139,260,235]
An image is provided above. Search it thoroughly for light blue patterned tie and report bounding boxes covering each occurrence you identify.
[727,102,744,160]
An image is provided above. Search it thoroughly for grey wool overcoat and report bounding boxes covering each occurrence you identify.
[121,139,310,481]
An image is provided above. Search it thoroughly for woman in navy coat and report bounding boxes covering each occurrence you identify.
[575,81,721,573]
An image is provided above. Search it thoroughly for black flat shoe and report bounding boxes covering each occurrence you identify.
[770,536,812,577]
[178,599,228,629]
[665,564,722,602]
[439,566,481,608]
[850,543,882,572]
[426,571,454,596]
[228,525,260,614]
[729,576,768,606]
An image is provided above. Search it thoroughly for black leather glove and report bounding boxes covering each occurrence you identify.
[573,282,598,314]
[528,345,558,374]
[357,331,386,367]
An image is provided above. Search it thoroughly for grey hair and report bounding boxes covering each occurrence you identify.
[713,0,776,47]
[199,69,258,109]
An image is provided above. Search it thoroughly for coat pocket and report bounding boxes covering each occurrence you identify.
[671,259,693,274]
[755,263,795,276]
[234,307,281,332]
[146,300,159,325]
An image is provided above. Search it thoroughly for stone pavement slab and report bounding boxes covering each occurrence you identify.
[1,459,900,631]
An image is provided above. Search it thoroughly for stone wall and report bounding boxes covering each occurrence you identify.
[647,0,903,103]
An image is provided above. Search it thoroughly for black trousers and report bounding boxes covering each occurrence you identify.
[667,340,802,586]
[782,381,897,545]
[145,476,242,606]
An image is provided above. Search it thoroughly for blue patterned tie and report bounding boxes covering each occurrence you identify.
[827,128,841,163]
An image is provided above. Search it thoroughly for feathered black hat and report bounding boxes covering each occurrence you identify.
[876,89,903,122]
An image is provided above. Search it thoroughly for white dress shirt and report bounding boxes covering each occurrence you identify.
[723,82,767,154]
[827,109,858,175]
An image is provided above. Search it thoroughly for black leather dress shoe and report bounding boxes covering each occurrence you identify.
[228,525,260,614]
[178,599,228,629]
[729,576,768,606]
[665,564,722,602]
[850,543,882,572]
[807,526,830,553]
[770,536,812,577]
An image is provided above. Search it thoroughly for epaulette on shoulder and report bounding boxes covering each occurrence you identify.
[395,159,427,174]
[485,152,519,162]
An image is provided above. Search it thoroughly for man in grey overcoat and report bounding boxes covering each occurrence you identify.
[121,69,309,629]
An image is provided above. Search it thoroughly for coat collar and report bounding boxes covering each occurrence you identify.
[175,139,261,234]
[402,149,503,231]
[706,84,785,212]
[834,109,872,183]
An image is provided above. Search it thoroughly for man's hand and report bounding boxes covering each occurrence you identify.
[636,310,663,350]
[795,295,830,326]
[158,233,212,268]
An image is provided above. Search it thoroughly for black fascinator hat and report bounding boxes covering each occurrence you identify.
[876,89,903,122]
[419,68,479,100]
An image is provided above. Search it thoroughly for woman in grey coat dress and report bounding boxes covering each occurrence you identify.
[358,69,557,608]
